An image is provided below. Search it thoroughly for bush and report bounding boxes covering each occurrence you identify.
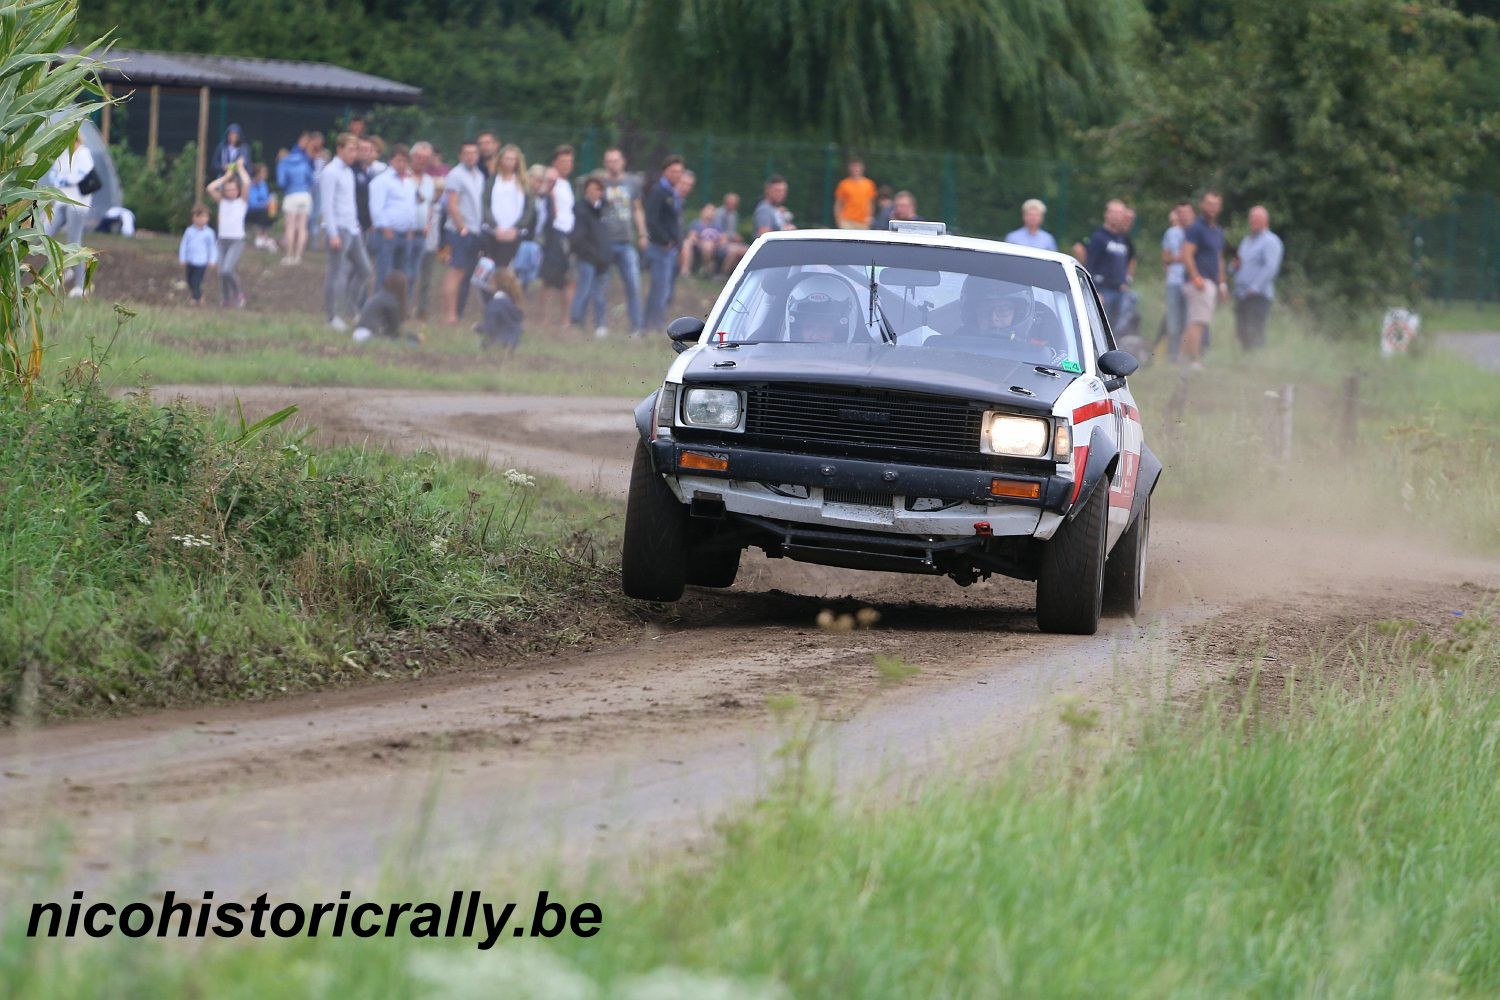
[110,141,199,233]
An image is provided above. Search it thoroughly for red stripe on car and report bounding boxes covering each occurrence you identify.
[1068,444,1089,504]
[1072,399,1112,424]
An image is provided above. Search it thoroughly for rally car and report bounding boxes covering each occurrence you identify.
[621,223,1160,635]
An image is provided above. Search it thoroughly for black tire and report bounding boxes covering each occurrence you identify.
[620,440,689,601]
[1103,495,1150,617]
[1036,485,1108,635]
[686,545,741,588]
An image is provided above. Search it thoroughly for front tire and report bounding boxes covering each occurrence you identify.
[1036,485,1108,635]
[621,441,689,601]
[1103,495,1150,617]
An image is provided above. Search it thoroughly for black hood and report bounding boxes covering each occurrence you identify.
[680,343,1076,409]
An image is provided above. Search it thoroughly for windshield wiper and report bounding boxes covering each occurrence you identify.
[867,262,897,345]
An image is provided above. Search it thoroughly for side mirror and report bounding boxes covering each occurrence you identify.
[667,316,706,354]
[1097,349,1139,388]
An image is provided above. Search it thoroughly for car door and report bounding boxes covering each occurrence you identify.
[1075,270,1141,550]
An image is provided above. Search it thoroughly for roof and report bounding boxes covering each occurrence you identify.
[75,47,421,104]
[759,227,1077,267]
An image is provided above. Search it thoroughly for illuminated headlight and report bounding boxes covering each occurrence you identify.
[985,413,1050,457]
[681,388,742,429]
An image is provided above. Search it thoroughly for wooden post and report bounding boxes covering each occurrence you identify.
[1340,374,1360,450]
[100,83,112,144]
[194,85,210,197]
[146,85,160,169]
[1279,383,1296,463]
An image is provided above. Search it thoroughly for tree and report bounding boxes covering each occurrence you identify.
[583,0,1143,156]
[1089,0,1492,323]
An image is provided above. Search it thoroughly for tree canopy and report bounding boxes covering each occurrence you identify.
[583,0,1142,156]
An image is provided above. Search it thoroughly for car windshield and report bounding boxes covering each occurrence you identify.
[709,240,1085,370]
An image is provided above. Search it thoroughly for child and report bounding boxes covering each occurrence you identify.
[206,163,249,308]
[178,204,218,306]
[475,267,524,356]
[245,164,276,251]
[352,271,421,344]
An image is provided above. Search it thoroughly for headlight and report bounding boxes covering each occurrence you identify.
[985,413,1050,457]
[681,388,742,429]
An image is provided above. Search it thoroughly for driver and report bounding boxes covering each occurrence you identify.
[950,275,1070,360]
[785,274,859,343]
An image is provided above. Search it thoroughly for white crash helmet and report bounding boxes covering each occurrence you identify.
[785,274,858,343]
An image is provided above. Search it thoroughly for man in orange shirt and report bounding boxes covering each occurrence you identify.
[833,158,877,230]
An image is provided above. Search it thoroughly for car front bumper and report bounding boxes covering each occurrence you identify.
[651,439,1071,540]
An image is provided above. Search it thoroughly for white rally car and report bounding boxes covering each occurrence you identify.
[622,224,1160,635]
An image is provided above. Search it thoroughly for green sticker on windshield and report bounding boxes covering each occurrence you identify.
[1061,360,1083,374]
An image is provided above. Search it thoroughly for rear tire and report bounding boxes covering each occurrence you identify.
[1103,495,1150,617]
[621,440,689,601]
[687,544,741,588]
[1036,485,1108,635]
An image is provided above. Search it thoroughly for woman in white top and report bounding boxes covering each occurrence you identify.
[50,134,95,296]
[484,144,530,268]
[207,163,250,308]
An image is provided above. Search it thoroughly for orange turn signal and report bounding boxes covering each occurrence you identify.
[679,451,729,472]
[990,478,1041,500]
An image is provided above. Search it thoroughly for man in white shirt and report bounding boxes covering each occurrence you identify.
[537,144,577,326]
[368,144,419,287]
[320,133,372,330]
[442,140,486,324]
[407,141,438,312]
[50,134,95,296]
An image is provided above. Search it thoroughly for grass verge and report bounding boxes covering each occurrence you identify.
[2,609,1494,997]
[1,365,629,720]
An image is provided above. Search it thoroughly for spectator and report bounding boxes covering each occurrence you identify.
[368,144,418,287]
[712,192,749,273]
[673,169,698,280]
[352,271,418,344]
[245,163,276,251]
[346,118,367,139]
[1072,199,1132,328]
[1004,198,1058,252]
[306,131,328,251]
[643,155,686,331]
[833,158,877,229]
[178,204,218,307]
[1180,190,1227,368]
[320,133,372,331]
[211,123,249,175]
[754,175,795,236]
[870,185,896,231]
[513,164,550,289]
[48,132,95,297]
[406,141,438,305]
[1122,205,1139,283]
[441,140,485,324]
[1233,205,1284,352]
[354,137,378,235]
[890,190,923,223]
[481,144,531,268]
[537,145,577,326]
[477,131,500,176]
[682,203,721,276]
[600,147,647,338]
[277,133,316,265]
[476,267,525,356]
[206,162,250,309]
[1159,200,1193,360]
[571,176,612,338]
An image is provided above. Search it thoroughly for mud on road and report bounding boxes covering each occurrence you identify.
[3,384,1496,893]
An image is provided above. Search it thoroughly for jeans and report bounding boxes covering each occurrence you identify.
[570,260,609,327]
[447,231,480,318]
[52,204,89,287]
[603,242,643,331]
[1098,288,1125,332]
[644,243,677,331]
[513,240,543,287]
[1235,293,1272,351]
[369,229,413,287]
[324,229,373,322]
[217,237,244,304]
[1164,283,1186,359]
[184,264,206,301]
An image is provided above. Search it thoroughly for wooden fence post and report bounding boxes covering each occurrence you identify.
[146,85,160,169]
[194,85,210,198]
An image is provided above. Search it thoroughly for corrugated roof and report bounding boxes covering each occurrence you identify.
[74,47,421,104]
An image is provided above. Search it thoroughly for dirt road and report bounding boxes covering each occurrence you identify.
[3,385,1496,895]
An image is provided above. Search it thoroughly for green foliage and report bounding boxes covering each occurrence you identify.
[0,0,107,397]
[0,364,621,719]
[584,0,1142,156]
[106,141,198,232]
[75,0,610,121]
[1089,0,1494,323]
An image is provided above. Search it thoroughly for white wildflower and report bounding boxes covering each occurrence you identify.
[504,468,537,489]
[169,534,214,548]
[52,507,66,514]
[134,510,151,526]
[429,536,448,556]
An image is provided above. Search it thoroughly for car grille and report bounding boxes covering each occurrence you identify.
[824,488,894,507]
[743,385,984,460]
